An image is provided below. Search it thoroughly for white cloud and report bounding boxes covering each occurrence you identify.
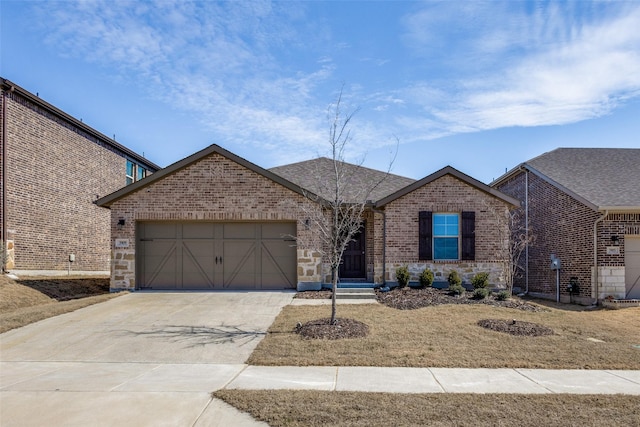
[400,1,640,135]
[28,0,640,162]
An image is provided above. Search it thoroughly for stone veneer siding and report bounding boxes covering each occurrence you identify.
[108,152,322,291]
[496,172,640,302]
[1,89,136,272]
[382,174,511,287]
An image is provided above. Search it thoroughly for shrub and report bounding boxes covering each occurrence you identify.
[471,272,490,289]
[447,270,462,286]
[449,283,465,296]
[395,266,410,288]
[418,268,434,288]
[496,290,511,301]
[473,288,490,299]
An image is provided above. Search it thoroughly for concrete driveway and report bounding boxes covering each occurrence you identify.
[0,291,294,426]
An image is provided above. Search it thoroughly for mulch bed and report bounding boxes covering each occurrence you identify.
[295,290,332,299]
[16,277,110,301]
[295,317,369,340]
[376,287,546,312]
[477,319,555,336]
[294,287,547,340]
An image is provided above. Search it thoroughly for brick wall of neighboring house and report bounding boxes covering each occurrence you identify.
[383,174,511,286]
[598,213,640,299]
[2,89,131,272]
[108,152,322,291]
[598,213,640,266]
[496,171,600,302]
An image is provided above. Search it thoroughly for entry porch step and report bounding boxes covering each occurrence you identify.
[337,282,376,289]
[335,287,377,300]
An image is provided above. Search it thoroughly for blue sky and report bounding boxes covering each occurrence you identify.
[2,0,639,183]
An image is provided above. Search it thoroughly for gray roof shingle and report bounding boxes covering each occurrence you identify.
[513,148,640,209]
[269,157,416,203]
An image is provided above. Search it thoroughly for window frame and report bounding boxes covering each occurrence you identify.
[126,160,135,185]
[432,212,460,261]
[418,210,475,261]
[126,160,147,185]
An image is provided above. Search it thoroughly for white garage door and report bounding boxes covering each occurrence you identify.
[625,236,640,299]
[137,222,297,290]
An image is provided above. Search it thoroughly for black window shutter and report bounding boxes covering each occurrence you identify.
[461,211,475,260]
[418,211,432,260]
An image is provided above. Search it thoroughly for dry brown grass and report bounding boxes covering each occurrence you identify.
[0,275,122,333]
[248,303,640,369]
[214,390,640,427]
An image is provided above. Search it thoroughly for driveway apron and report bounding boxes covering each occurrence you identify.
[1,291,293,426]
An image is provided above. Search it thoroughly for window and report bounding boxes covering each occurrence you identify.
[419,211,475,261]
[433,213,459,260]
[126,160,135,185]
[126,160,147,185]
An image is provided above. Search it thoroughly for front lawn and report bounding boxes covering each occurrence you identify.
[214,390,640,427]
[0,275,123,333]
[248,296,640,369]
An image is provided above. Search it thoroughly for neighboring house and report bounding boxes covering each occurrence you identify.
[1,78,160,275]
[492,148,640,303]
[97,144,519,292]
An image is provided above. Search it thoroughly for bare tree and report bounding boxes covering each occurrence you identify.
[299,89,395,324]
[484,201,534,293]
[506,208,535,294]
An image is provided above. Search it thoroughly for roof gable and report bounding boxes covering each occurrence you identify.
[376,166,520,208]
[493,148,640,211]
[96,144,313,207]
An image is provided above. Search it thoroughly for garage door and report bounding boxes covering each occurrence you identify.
[137,222,297,290]
[625,236,640,299]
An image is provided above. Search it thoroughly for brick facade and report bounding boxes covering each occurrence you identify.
[381,174,512,286]
[496,170,640,302]
[1,81,157,273]
[107,152,322,291]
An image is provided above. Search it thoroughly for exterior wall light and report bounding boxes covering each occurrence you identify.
[117,218,126,229]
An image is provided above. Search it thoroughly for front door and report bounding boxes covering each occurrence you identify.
[339,226,366,279]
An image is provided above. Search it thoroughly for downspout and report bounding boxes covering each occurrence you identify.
[524,169,529,294]
[593,210,608,304]
[372,206,386,285]
[1,87,7,270]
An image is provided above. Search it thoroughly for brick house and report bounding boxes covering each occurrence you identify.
[492,148,640,303]
[1,78,159,275]
[97,144,519,292]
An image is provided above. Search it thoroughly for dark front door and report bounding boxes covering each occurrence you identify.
[339,227,366,279]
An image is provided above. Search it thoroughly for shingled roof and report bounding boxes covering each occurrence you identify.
[269,157,416,203]
[493,148,640,211]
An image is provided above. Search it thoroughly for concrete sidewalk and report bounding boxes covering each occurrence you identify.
[4,362,639,395]
[226,365,640,395]
[2,362,640,426]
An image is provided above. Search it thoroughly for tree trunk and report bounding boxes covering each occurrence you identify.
[331,266,337,324]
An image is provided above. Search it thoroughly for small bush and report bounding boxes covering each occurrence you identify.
[473,288,490,299]
[447,270,462,287]
[449,283,465,296]
[496,290,511,301]
[471,272,490,289]
[418,268,434,288]
[395,266,410,288]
